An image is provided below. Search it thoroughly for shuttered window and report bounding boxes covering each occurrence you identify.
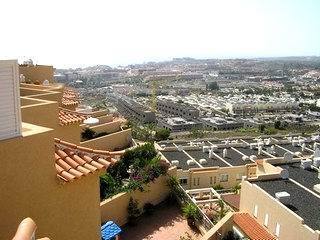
[0,60,21,140]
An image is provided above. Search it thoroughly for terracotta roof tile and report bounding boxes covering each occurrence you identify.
[233,213,276,240]
[59,108,90,126]
[54,138,124,182]
[61,88,79,107]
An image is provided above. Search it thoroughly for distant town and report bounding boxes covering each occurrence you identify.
[55,56,320,140]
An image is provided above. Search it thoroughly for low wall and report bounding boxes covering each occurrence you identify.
[97,115,113,124]
[80,129,132,151]
[88,120,121,134]
[202,212,234,240]
[100,167,177,226]
[92,110,109,117]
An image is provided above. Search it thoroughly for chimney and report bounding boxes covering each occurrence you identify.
[0,60,21,140]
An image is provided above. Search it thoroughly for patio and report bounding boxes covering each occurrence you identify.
[121,203,201,240]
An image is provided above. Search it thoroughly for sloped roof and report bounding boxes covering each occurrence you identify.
[54,138,124,182]
[233,213,276,240]
[58,108,90,126]
[61,88,79,107]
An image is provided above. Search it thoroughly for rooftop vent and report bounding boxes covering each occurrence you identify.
[300,159,312,170]
[203,146,210,153]
[0,60,21,140]
[199,159,207,165]
[242,155,250,161]
[171,160,179,166]
[187,160,196,166]
[275,191,290,205]
[313,157,320,168]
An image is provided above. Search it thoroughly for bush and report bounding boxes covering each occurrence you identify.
[81,128,96,141]
[212,184,224,190]
[128,197,141,225]
[99,173,123,200]
[182,203,201,225]
[155,128,170,141]
[143,203,155,215]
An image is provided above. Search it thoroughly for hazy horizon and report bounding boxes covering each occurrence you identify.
[1,0,320,68]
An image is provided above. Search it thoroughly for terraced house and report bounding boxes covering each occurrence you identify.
[0,60,132,239]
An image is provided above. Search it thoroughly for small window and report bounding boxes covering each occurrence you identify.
[253,205,258,218]
[193,178,196,186]
[197,178,200,186]
[275,223,280,237]
[236,173,243,180]
[264,213,269,227]
[210,177,213,185]
[180,178,187,185]
[220,174,228,182]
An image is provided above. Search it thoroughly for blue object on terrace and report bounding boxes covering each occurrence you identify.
[101,221,122,240]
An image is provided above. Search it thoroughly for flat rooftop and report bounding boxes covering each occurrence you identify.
[275,162,320,195]
[161,151,199,170]
[255,179,320,231]
[186,149,228,167]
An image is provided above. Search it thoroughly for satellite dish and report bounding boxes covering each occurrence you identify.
[83,117,99,125]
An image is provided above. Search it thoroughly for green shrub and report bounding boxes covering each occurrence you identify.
[212,184,224,190]
[81,128,96,141]
[128,197,141,225]
[143,202,155,215]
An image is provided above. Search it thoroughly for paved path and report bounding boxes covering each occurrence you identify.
[121,203,201,240]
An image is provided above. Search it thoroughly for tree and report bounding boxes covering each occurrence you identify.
[217,199,228,220]
[155,128,170,141]
[258,124,266,133]
[274,120,282,130]
[232,183,241,194]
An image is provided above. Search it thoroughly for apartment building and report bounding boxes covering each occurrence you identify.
[201,117,244,131]
[156,99,200,119]
[199,136,320,240]
[157,116,203,132]
[0,60,132,240]
[117,97,156,124]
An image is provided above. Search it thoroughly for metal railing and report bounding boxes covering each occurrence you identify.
[176,185,214,231]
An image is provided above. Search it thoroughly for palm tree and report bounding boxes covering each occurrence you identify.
[232,183,241,194]
[217,199,228,220]
[182,203,201,226]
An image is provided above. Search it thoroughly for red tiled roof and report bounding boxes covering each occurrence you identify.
[233,213,276,240]
[54,138,124,182]
[221,194,240,210]
[62,88,79,107]
[59,108,90,126]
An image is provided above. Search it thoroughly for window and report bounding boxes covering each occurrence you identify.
[220,174,228,182]
[253,205,258,218]
[210,177,213,185]
[214,176,216,184]
[180,178,187,185]
[236,173,243,180]
[264,213,269,227]
[275,223,280,237]
[193,178,196,186]
[197,178,200,186]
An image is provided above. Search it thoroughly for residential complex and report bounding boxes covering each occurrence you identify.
[0,60,134,239]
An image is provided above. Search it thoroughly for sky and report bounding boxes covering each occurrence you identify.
[1,0,320,68]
